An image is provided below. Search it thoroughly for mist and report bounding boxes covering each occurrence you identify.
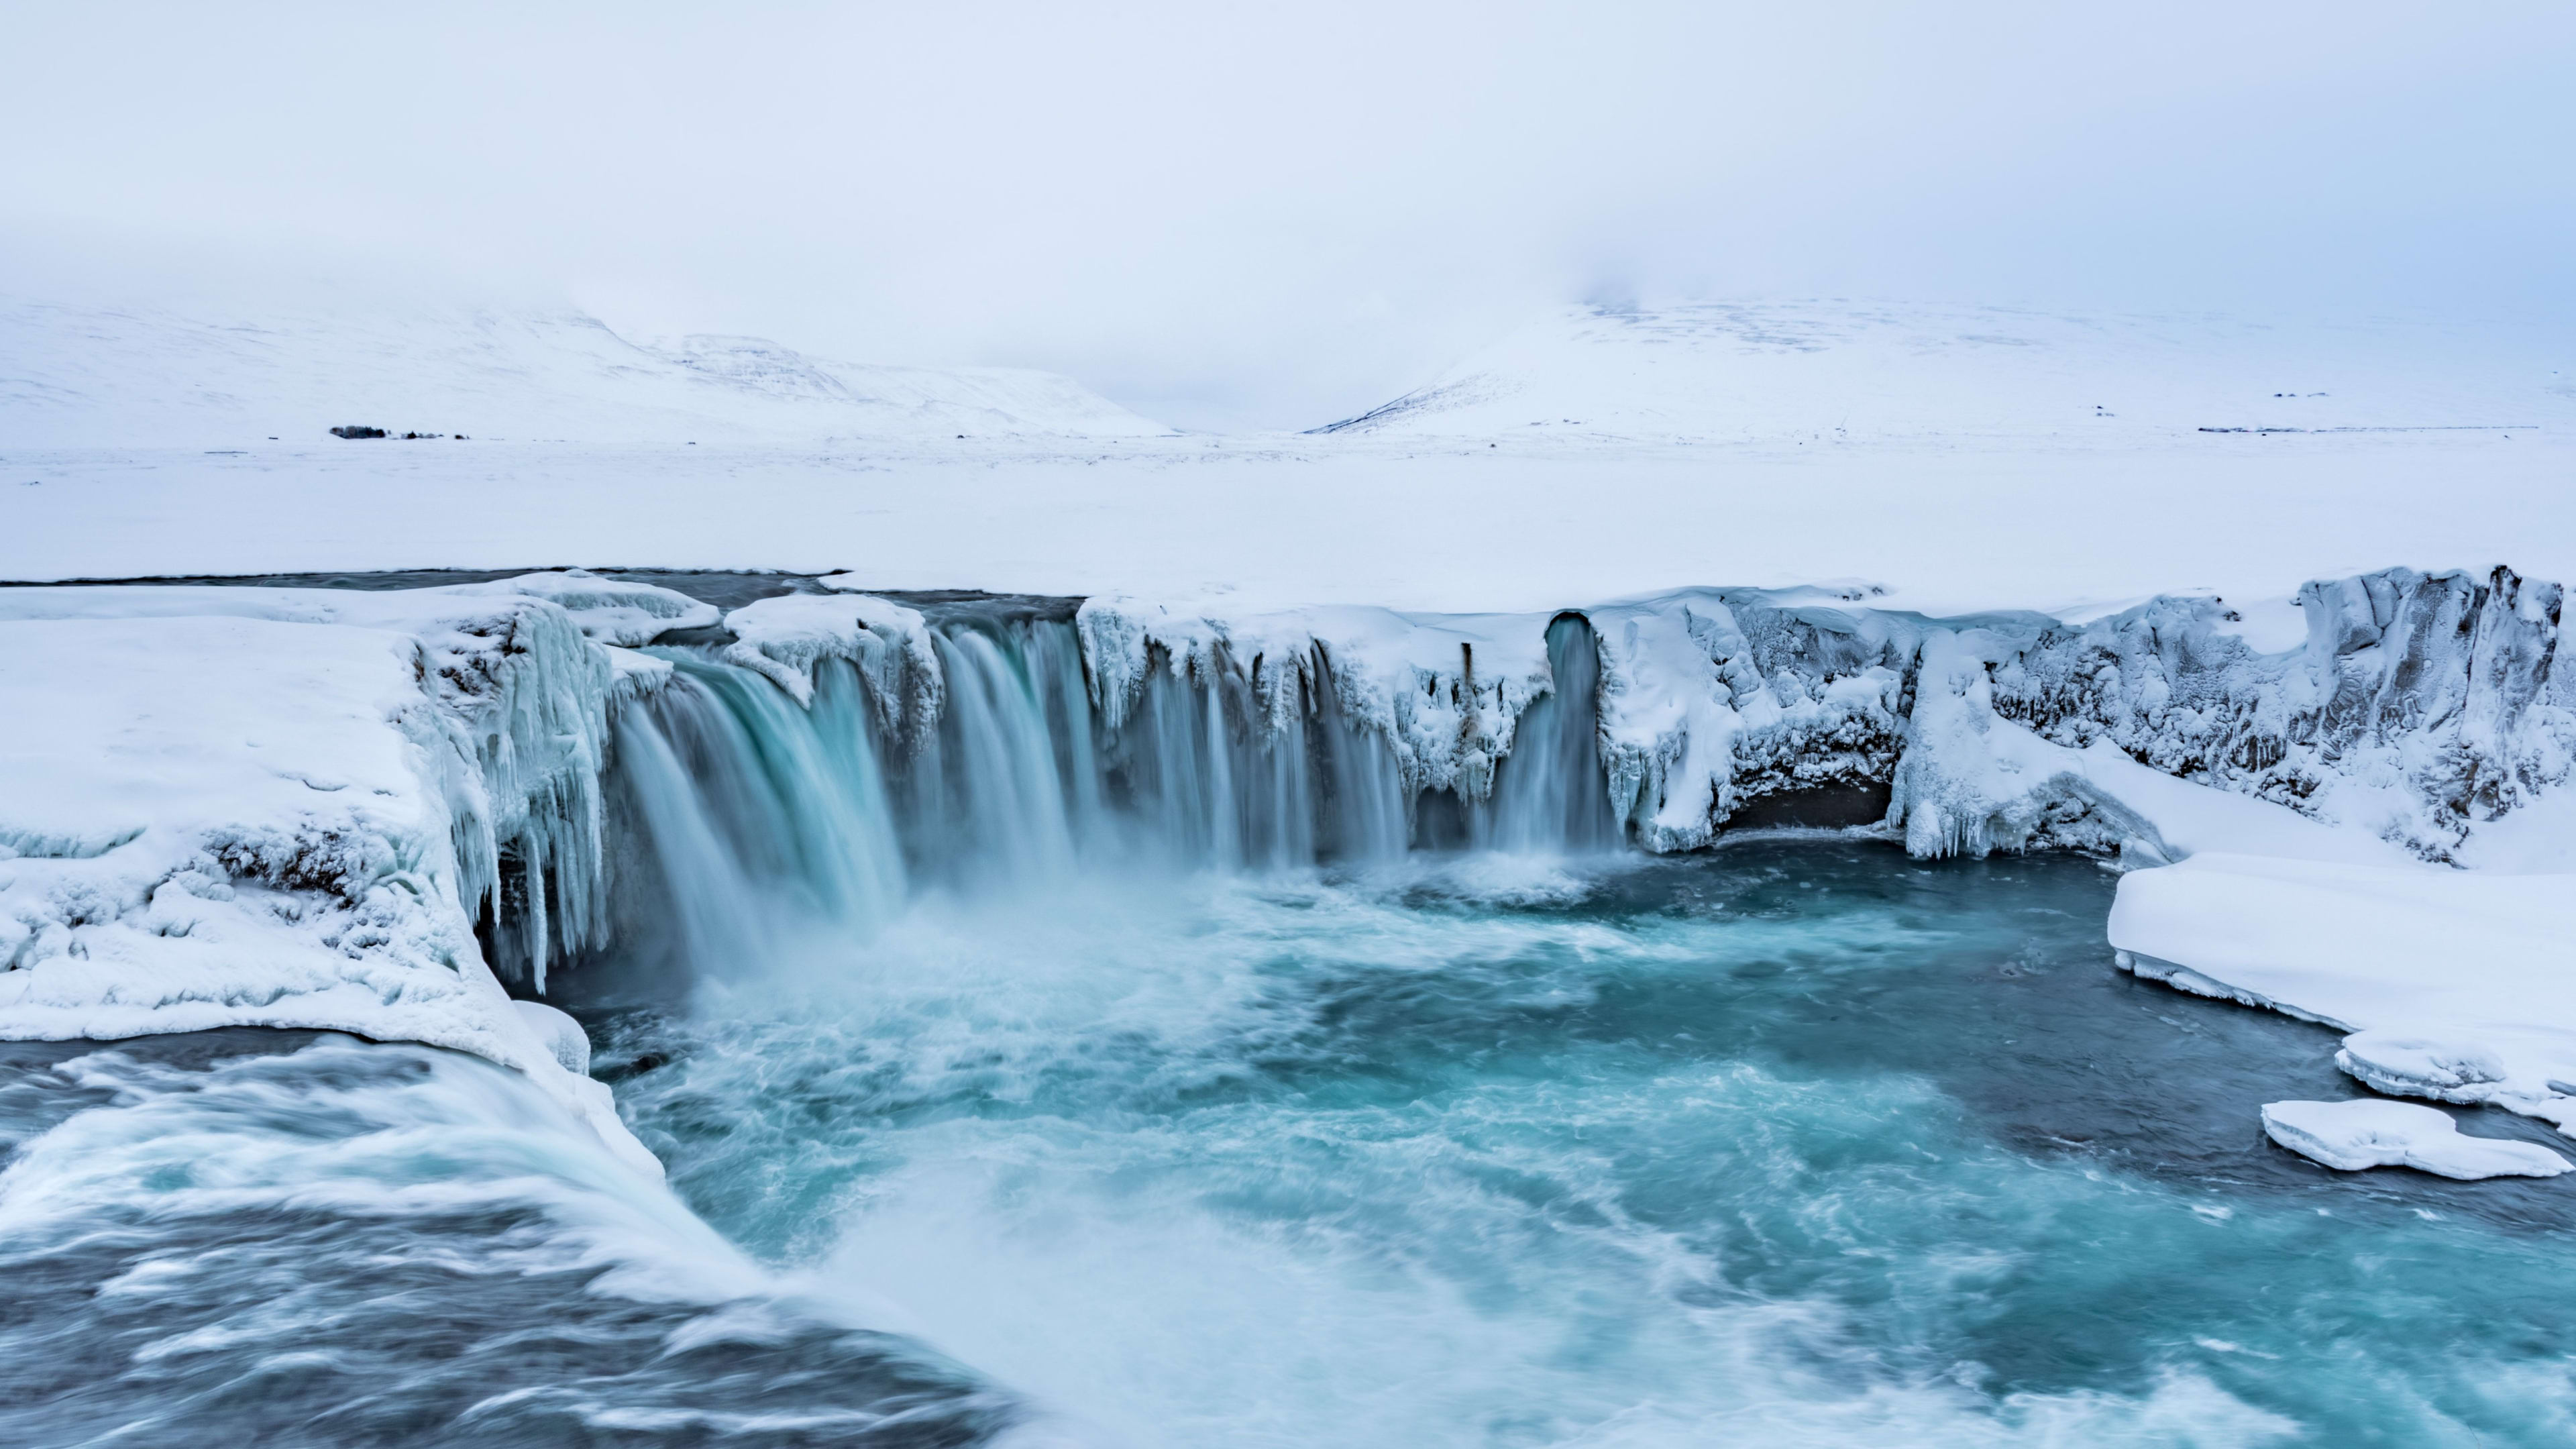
[5,1,2569,429]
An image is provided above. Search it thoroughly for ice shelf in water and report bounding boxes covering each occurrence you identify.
[2261,1098,2573,1179]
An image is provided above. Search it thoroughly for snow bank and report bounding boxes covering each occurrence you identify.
[2110,853,2576,1128]
[0,576,711,1177]
[2259,1099,2570,1180]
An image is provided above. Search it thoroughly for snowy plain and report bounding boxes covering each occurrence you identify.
[5,295,2571,621]
[3,292,2573,1185]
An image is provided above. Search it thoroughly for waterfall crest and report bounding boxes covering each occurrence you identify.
[589,606,1620,979]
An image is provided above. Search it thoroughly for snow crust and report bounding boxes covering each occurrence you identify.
[2259,1098,2571,1180]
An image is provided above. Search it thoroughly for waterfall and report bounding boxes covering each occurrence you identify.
[600,653,908,977]
[578,609,1619,982]
[1485,614,1622,852]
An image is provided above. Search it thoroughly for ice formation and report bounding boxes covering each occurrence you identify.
[0,572,705,1175]
[2259,1099,2571,1180]
[1072,567,2569,866]
[5,559,2569,1181]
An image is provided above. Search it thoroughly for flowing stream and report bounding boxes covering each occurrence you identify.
[7,600,2576,1446]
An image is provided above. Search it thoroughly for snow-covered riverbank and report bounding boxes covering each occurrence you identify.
[3,562,2567,1181]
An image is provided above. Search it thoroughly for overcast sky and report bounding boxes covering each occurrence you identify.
[5,1,2569,429]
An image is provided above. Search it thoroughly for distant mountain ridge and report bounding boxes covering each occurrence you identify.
[1310,301,2572,445]
[0,297,1171,447]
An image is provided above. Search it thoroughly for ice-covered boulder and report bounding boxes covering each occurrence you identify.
[2259,1099,2569,1180]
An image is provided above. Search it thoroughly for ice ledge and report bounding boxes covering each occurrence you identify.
[2113,853,2576,1141]
[0,577,711,1179]
[2260,1099,2571,1180]
[1061,566,2571,864]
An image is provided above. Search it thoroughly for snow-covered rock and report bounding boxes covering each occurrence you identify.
[1067,567,2567,866]
[1988,567,2575,862]
[1075,593,1556,804]
[513,998,593,1076]
[0,576,706,1177]
[2259,1098,2570,1180]
[721,590,940,733]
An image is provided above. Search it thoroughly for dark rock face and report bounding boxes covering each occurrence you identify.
[329,425,387,439]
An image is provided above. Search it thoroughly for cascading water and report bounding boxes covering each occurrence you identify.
[604,653,908,968]
[1483,612,1622,852]
[20,584,2576,1448]
[596,604,1566,975]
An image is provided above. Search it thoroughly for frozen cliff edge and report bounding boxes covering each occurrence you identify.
[5,561,2568,1178]
[0,572,705,1177]
[1067,566,2569,865]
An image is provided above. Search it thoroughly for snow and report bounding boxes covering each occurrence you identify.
[0,294,1170,447]
[2112,853,2576,1131]
[5,300,2571,628]
[722,590,939,731]
[6,288,2575,1186]
[514,999,593,1076]
[2333,1030,2508,1105]
[2259,1099,2571,1181]
[1311,302,2573,448]
[0,577,708,1178]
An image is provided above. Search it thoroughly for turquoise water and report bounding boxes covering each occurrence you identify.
[10,597,2576,1444]
[574,841,2576,1447]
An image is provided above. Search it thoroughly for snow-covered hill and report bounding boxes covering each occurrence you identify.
[1311,301,2575,445]
[0,297,1171,447]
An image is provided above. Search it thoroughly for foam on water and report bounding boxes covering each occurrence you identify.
[576,844,2576,1447]
[0,1030,1010,1446]
[17,596,2576,1446]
